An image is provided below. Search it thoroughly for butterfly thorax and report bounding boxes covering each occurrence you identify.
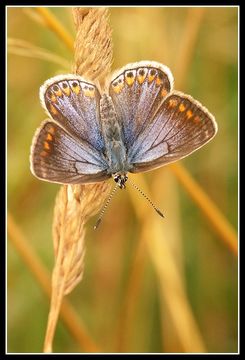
[100,94,132,176]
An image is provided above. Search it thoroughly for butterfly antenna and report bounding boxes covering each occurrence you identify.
[127,178,164,218]
[94,184,120,230]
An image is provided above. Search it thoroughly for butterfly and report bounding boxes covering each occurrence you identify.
[30,61,218,189]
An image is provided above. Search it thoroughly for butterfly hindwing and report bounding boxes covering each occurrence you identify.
[30,120,110,184]
[128,91,218,173]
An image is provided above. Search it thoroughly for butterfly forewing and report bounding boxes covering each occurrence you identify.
[30,120,110,184]
[109,61,174,147]
[40,75,105,152]
[128,91,218,173]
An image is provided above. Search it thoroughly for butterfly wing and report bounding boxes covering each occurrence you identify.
[30,120,110,184]
[40,74,105,152]
[108,61,174,148]
[127,91,218,173]
[31,75,110,184]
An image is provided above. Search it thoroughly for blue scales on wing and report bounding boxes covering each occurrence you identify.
[40,75,105,152]
[109,62,217,174]
[109,61,173,149]
[31,75,110,184]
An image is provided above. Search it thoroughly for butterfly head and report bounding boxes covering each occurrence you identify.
[113,173,128,189]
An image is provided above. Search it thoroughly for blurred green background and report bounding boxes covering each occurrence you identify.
[7,7,238,353]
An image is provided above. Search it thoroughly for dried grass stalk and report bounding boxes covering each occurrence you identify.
[72,7,113,83]
[43,7,113,353]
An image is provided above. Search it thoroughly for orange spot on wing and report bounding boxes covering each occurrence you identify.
[137,74,146,84]
[186,110,193,119]
[46,133,53,141]
[83,88,95,98]
[194,115,201,123]
[125,75,135,86]
[49,104,58,115]
[148,74,155,83]
[112,83,124,94]
[54,88,63,97]
[161,88,168,97]
[168,99,178,108]
[156,77,163,86]
[44,141,50,150]
[48,126,55,135]
[50,94,57,103]
[179,103,186,112]
[72,84,80,94]
[62,86,71,96]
